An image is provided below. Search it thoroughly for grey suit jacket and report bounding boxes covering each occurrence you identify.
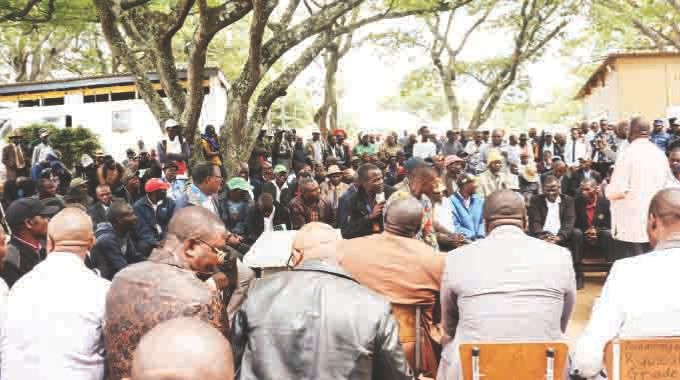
[437,225,576,380]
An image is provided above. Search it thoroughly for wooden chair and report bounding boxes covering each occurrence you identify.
[459,342,569,380]
[604,337,680,380]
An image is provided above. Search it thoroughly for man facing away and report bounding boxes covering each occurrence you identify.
[104,207,233,380]
[126,318,234,380]
[339,196,444,378]
[2,208,110,380]
[438,190,576,380]
[571,188,680,379]
[231,222,414,380]
[607,117,675,259]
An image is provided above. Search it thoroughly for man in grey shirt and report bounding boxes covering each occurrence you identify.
[438,190,576,380]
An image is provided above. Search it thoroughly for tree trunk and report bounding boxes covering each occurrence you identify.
[316,44,339,138]
[433,58,460,130]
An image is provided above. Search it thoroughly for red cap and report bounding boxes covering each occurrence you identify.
[145,178,170,193]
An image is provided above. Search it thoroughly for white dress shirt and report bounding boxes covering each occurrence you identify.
[2,252,110,380]
[572,245,680,379]
[543,196,561,235]
[413,141,437,159]
[606,139,675,243]
[564,138,590,166]
[263,206,275,232]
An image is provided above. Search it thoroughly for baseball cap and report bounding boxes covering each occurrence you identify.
[274,164,288,174]
[164,119,180,129]
[6,198,61,226]
[456,173,477,189]
[227,177,254,192]
[654,119,665,126]
[39,128,49,138]
[145,178,171,193]
[403,157,432,172]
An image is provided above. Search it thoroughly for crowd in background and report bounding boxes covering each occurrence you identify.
[0,114,677,379]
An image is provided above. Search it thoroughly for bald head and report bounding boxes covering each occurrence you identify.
[292,222,340,265]
[47,208,94,256]
[629,117,650,140]
[648,188,680,247]
[129,318,233,380]
[483,190,526,232]
[384,195,423,238]
[167,206,226,241]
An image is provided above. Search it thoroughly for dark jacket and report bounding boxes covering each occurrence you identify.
[231,260,413,380]
[244,202,292,245]
[133,196,176,257]
[262,181,295,208]
[89,223,140,280]
[341,185,395,239]
[528,194,576,241]
[337,185,358,231]
[87,202,109,228]
[0,237,45,287]
[574,195,611,231]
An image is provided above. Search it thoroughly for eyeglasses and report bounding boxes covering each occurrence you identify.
[196,238,227,263]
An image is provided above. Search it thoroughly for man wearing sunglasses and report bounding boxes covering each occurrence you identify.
[104,206,236,380]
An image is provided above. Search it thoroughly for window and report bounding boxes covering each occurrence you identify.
[42,97,64,106]
[111,92,136,101]
[84,94,110,103]
[18,99,39,108]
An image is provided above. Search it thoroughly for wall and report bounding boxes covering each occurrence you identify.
[582,55,680,122]
[0,74,228,161]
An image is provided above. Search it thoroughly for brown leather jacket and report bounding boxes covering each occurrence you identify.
[104,248,229,379]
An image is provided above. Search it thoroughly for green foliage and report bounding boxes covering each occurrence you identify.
[8,123,101,169]
[269,87,316,131]
[380,67,449,120]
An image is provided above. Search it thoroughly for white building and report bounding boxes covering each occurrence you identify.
[0,68,228,161]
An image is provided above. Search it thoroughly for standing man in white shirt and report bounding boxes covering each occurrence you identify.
[2,208,109,380]
[31,128,53,165]
[571,188,680,379]
[606,117,675,259]
[413,126,438,159]
[564,127,590,167]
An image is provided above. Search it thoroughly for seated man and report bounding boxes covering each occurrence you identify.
[231,223,413,379]
[571,188,680,379]
[528,175,582,289]
[451,173,485,241]
[288,178,334,229]
[341,164,395,239]
[574,178,612,262]
[244,193,291,245]
[133,178,176,257]
[339,196,444,377]
[90,200,140,280]
[438,191,576,380]
[105,206,233,380]
[88,184,113,227]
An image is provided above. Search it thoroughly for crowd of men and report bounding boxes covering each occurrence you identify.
[0,115,678,379]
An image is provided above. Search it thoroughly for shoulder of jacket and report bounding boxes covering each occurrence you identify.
[5,244,20,267]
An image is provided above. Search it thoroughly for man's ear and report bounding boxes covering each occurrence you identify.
[87,235,96,251]
[182,238,198,261]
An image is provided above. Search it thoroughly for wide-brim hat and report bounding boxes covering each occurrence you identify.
[326,165,342,176]
[39,128,50,138]
[8,129,22,138]
[521,165,539,183]
[445,155,464,167]
[69,177,88,188]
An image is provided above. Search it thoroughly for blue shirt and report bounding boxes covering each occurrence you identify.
[650,132,670,151]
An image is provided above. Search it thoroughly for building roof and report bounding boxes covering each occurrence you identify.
[576,51,680,99]
[0,68,221,97]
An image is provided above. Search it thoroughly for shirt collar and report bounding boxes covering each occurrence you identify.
[546,195,561,206]
[13,236,41,251]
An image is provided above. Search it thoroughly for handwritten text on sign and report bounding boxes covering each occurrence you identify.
[622,342,680,380]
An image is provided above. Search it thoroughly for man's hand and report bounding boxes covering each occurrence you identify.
[585,227,598,242]
[369,202,385,220]
[453,233,468,246]
[208,272,230,291]
[227,234,242,247]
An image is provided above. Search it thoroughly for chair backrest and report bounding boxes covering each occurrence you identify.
[604,337,680,380]
[459,342,569,380]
